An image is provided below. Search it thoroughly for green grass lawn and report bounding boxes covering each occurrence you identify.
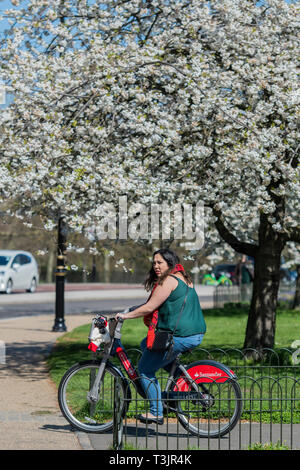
[48,304,299,385]
[48,304,300,424]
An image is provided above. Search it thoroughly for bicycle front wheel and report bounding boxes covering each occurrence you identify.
[171,361,242,438]
[58,360,129,433]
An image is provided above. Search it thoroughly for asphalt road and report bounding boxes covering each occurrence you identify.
[0,284,215,320]
[0,297,147,320]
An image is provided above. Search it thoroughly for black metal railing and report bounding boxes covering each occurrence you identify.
[213,284,252,308]
[112,348,300,450]
[213,283,296,309]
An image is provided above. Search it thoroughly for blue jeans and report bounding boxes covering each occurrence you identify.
[138,333,205,416]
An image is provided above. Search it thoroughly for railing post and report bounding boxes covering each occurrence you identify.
[113,378,124,450]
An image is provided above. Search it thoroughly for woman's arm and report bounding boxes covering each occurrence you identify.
[116,276,177,320]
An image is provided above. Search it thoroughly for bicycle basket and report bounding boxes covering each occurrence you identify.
[88,316,111,352]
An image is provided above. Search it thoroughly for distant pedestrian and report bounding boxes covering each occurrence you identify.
[234,256,253,285]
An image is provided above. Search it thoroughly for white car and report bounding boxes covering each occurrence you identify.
[0,250,39,294]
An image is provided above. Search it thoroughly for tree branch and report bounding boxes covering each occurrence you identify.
[285,227,300,244]
[208,205,259,257]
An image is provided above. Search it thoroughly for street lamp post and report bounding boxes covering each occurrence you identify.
[52,215,67,332]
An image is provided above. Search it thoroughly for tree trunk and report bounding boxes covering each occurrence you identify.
[46,248,55,283]
[292,264,300,310]
[82,256,87,283]
[211,188,287,352]
[243,220,285,351]
[104,251,110,283]
[91,255,97,282]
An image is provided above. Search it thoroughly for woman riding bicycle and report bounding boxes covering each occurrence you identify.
[116,248,206,425]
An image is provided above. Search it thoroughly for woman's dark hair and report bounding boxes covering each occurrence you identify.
[144,248,192,291]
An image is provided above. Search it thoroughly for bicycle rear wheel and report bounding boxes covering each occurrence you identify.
[58,360,129,433]
[170,361,242,438]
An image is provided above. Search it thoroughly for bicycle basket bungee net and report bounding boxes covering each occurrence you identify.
[88,316,111,352]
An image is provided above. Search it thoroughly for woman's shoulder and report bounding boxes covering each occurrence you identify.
[163,274,179,287]
[169,273,193,288]
[155,275,178,294]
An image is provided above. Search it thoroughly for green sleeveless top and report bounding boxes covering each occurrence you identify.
[157,275,206,337]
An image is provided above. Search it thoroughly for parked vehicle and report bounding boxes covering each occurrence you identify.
[0,250,39,294]
[212,264,237,284]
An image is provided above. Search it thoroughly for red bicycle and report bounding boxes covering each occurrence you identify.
[58,313,242,437]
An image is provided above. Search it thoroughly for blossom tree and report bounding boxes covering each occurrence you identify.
[0,0,299,349]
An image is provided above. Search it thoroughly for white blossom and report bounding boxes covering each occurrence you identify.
[0,0,298,255]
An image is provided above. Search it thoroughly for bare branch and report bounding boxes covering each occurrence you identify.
[208,205,258,257]
[285,227,300,244]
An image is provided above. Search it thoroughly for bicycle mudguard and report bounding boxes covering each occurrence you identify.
[175,360,236,390]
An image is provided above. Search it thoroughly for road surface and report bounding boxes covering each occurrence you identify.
[0,283,215,320]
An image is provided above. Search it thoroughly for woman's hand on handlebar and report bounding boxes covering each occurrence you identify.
[115,313,126,321]
[115,304,153,320]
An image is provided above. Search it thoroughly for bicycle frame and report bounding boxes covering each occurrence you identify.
[114,344,210,409]
[87,318,145,403]
[87,317,185,403]
[87,317,236,406]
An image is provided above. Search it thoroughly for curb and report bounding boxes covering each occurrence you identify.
[75,431,94,450]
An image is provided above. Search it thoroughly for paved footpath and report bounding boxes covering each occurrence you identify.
[90,420,300,451]
[0,314,92,450]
